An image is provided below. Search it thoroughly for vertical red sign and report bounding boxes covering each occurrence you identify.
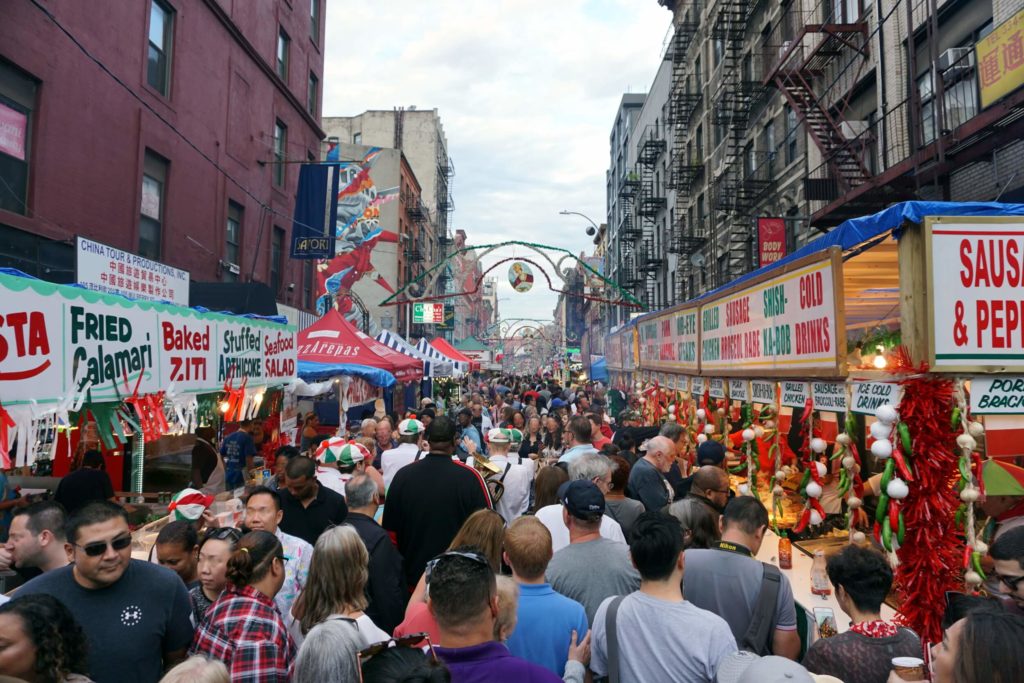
[758,218,787,266]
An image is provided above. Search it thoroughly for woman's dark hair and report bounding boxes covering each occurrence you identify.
[942,592,1003,630]
[533,466,569,511]
[81,449,106,470]
[954,609,1024,683]
[226,530,282,587]
[361,644,451,683]
[613,433,636,452]
[825,544,893,613]
[609,455,631,492]
[0,594,89,683]
[543,421,562,451]
[667,498,720,549]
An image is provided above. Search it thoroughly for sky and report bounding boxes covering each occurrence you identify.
[322,0,672,326]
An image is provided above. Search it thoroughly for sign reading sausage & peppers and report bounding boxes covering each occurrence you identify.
[927,217,1024,372]
[0,272,295,405]
[699,249,845,377]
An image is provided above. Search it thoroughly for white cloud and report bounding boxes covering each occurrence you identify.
[323,0,671,324]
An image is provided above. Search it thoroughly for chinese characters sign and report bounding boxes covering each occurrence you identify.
[637,306,699,373]
[76,237,190,306]
[977,9,1024,109]
[699,250,844,377]
[927,218,1024,371]
[0,272,295,405]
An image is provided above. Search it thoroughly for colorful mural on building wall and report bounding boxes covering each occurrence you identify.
[315,147,399,332]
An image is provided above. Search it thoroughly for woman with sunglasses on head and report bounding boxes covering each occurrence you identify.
[190,530,295,682]
[290,525,390,648]
[190,527,242,624]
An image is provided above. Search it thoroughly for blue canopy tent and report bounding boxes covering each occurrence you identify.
[296,361,395,388]
[589,355,609,383]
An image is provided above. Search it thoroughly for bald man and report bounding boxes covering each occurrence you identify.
[687,465,731,515]
[626,435,676,512]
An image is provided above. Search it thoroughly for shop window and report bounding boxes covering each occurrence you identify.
[0,60,36,215]
[139,150,168,260]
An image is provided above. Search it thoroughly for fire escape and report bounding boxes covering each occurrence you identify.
[665,12,704,303]
[617,168,642,298]
[763,1,874,219]
[636,125,667,310]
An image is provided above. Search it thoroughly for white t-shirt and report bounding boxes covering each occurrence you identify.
[381,443,423,490]
[467,453,533,523]
[534,503,626,552]
[316,466,350,497]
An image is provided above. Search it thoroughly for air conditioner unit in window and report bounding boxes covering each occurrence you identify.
[939,47,974,75]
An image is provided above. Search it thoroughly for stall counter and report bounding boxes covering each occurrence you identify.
[756,529,898,638]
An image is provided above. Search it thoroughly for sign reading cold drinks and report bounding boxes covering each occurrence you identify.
[699,250,843,376]
[928,218,1024,371]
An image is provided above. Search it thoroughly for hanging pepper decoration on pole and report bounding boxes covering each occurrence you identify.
[953,379,985,589]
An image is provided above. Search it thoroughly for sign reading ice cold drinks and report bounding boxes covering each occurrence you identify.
[699,250,843,377]
[927,218,1024,371]
[0,272,295,404]
[637,307,699,373]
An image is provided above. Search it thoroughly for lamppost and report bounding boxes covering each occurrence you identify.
[559,210,601,239]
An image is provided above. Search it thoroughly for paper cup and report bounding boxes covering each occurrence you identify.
[891,657,926,681]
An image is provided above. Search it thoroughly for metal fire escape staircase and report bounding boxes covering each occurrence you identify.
[665,14,705,302]
[764,3,871,196]
[636,126,667,310]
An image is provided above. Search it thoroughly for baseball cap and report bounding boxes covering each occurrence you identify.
[697,440,727,466]
[168,488,214,522]
[715,651,815,683]
[421,397,435,407]
[550,398,567,409]
[557,480,605,519]
[507,428,524,444]
[487,428,511,443]
[398,418,425,436]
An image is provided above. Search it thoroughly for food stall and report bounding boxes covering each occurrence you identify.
[630,201,1024,643]
[0,267,296,532]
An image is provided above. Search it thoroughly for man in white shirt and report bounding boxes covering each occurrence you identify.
[381,418,426,490]
[468,429,532,524]
[535,453,625,552]
[314,438,370,496]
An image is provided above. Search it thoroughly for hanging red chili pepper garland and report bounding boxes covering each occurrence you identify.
[890,347,962,644]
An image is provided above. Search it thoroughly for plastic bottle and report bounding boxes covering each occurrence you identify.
[778,533,793,570]
[810,549,832,595]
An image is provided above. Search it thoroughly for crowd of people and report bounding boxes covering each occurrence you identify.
[0,376,1022,682]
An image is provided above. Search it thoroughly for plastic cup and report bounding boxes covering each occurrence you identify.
[891,657,926,681]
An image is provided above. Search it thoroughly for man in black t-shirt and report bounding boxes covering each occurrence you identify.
[278,455,348,546]
[54,450,115,515]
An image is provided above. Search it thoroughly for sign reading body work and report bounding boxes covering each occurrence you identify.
[927,217,1024,372]
[699,248,845,377]
[76,236,190,306]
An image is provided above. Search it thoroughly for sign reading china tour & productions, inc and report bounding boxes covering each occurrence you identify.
[926,217,1024,372]
[75,237,190,306]
[0,271,295,406]
[699,248,845,377]
[637,306,699,373]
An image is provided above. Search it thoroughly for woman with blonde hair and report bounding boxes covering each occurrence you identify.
[159,656,228,683]
[289,524,389,647]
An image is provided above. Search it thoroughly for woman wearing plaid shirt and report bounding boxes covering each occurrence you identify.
[190,530,296,682]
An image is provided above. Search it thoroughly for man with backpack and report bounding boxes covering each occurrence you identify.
[591,512,736,682]
[466,429,533,523]
[683,496,801,660]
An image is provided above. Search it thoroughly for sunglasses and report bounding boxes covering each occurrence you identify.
[997,573,1024,591]
[359,632,437,661]
[203,527,243,543]
[75,533,132,557]
[425,550,490,583]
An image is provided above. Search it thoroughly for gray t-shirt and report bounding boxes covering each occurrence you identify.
[682,546,798,648]
[592,592,737,682]
[18,560,194,683]
[604,497,645,539]
[547,538,641,624]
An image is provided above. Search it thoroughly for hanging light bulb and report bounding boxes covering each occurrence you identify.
[253,392,264,404]
[219,401,230,413]
[873,343,887,369]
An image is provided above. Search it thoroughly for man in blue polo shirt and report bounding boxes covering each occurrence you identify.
[219,420,256,489]
[503,516,588,680]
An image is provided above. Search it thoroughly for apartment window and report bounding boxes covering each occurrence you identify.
[310,0,321,43]
[222,201,242,282]
[832,0,863,22]
[918,71,935,145]
[713,39,725,67]
[352,132,362,145]
[147,1,174,96]
[307,72,318,116]
[273,120,287,187]
[784,106,799,164]
[695,125,704,159]
[276,28,290,81]
[139,150,168,260]
[271,226,284,293]
[0,61,37,216]
[763,120,775,156]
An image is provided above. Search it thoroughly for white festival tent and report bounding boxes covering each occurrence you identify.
[414,337,468,375]
[375,329,454,378]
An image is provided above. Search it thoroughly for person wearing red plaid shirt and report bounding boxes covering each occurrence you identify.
[191,530,296,682]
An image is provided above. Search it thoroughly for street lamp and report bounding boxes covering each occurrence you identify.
[559,210,600,237]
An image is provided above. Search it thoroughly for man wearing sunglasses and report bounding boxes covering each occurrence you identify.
[17,501,194,683]
[990,526,1024,612]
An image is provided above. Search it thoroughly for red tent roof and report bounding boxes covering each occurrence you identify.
[431,337,478,371]
[298,310,423,382]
